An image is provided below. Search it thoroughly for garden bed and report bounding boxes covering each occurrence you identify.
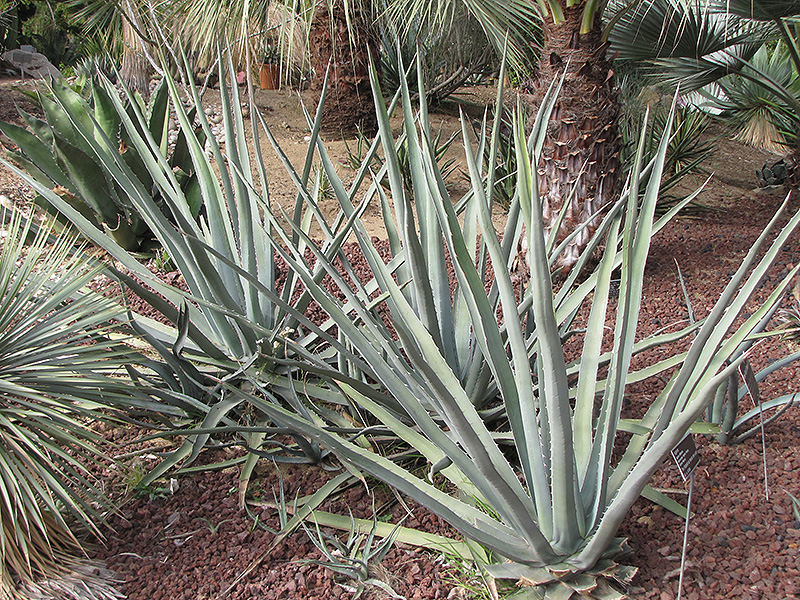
[90,187,800,600]
[1,79,799,599]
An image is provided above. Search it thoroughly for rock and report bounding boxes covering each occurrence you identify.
[1,48,60,80]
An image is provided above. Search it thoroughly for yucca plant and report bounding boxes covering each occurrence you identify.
[653,105,716,176]
[0,74,204,251]
[225,63,800,597]
[619,95,717,211]
[0,209,157,600]
[707,42,800,154]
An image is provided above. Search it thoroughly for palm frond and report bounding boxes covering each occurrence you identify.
[723,0,800,21]
[382,0,541,75]
[613,0,768,56]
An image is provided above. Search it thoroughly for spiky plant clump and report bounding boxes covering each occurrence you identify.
[0,75,205,251]
[227,58,800,598]
[717,44,800,154]
[0,209,148,600]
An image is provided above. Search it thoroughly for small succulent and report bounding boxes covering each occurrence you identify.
[756,159,789,187]
[300,512,406,600]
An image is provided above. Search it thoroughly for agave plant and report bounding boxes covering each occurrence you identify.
[0,47,567,489]
[0,209,156,600]
[0,74,205,251]
[299,511,405,599]
[7,47,796,597]
[306,55,686,419]
[224,62,800,597]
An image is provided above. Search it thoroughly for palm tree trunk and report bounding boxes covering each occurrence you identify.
[308,0,379,135]
[120,0,152,101]
[528,6,621,269]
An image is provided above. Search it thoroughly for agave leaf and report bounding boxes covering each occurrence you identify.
[580,99,674,528]
[514,102,581,548]
[18,110,55,147]
[0,120,71,189]
[50,136,130,233]
[90,79,122,138]
[39,83,95,153]
[731,393,800,441]
[573,214,621,481]
[266,471,354,551]
[139,393,245,487]
[147,78,170,153]
[639,486,688,519]
[171,106,206,176]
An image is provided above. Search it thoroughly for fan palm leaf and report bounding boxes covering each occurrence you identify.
[609,0,800,170]
[716,43,800,152]
[381,0,541,76]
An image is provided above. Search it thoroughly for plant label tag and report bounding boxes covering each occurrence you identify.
[671,434,700,481]
[738,359,760,406]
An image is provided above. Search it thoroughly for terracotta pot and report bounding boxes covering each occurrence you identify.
[259,63,280,90]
